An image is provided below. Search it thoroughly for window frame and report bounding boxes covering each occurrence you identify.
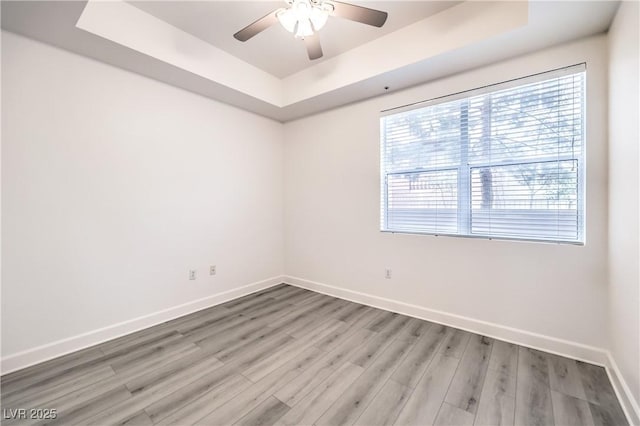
[380,64,586,245]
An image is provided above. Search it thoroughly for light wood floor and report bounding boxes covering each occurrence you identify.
[0,284,628,426]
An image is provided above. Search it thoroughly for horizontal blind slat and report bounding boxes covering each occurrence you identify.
[381,68,585,243]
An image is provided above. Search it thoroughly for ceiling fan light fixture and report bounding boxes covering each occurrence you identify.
[309,4,331,30]
[295,18,314,38]
[235,0,387,61]
[277,0,332,37]
[276,8,297,33]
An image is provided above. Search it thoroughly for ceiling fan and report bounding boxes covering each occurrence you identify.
[233,0,388,60]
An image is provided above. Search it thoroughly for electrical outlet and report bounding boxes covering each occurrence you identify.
[385,268,392,279]
[210,265,216,276]
[189,270,197,280]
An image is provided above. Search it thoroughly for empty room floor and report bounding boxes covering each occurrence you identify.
[0,284,628,426]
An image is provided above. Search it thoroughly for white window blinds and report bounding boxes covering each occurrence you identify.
[380,65,585,243]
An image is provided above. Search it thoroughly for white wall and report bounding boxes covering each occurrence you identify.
[608,0,640,409]
[1,31,284,358]
[284,35,610,351]
[2,22,637,415]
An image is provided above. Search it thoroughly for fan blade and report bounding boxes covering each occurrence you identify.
[304,34,323,60]
[233,9,279,42]
[329,1,387,27]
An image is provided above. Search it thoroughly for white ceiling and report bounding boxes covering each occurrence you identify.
[1,1,620,122]
[127,1,459,78]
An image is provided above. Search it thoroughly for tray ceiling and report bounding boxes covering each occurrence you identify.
[1,1,619,122]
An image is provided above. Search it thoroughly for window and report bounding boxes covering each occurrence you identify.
[380,65,585,243]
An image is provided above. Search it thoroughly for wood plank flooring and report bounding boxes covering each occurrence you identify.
[0,284,629,426]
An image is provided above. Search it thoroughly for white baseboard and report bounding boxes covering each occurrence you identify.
[3,274,637,425]
[285,275,640,425]
[605,352,640,426]
[284,275,608,364]
[0,275,285,375]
